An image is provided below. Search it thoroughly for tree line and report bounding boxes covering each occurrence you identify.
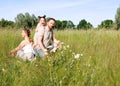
[0,6,120,30]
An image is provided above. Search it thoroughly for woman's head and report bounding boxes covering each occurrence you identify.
[22,28,31,38]
[38,15,46,26]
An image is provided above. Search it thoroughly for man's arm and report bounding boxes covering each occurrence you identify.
[53,36,60,43]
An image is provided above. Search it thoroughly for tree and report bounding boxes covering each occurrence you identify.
[31,14,37,27]
[115,6,120,30]
[0,18,6,27]
[25,12,32,28]
[66,20,75,29]
[61,20,67,29]
[0,18,14,27]
[98,20,113,29]
[77,19,93,30]
[15,12,37,29]
[15,13,25,28]
[55,20,62,30]
[55,20,75,30]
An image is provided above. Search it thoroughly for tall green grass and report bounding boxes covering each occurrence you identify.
[0,29,120,86]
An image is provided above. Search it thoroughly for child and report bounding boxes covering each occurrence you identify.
[33,15,46,48]
[10,28,36,61]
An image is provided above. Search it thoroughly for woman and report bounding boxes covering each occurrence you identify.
[10,28,36,61]
[33,15,46,48]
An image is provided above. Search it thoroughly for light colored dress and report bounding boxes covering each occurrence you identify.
[33,24,45,58]
[16,43,36,61]
[33,23,45,48]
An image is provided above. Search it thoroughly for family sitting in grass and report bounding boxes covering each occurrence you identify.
[10,16,61,61]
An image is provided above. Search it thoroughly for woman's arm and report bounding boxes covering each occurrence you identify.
[10,41,25,56]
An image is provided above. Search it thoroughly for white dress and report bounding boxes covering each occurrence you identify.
[16,43,36,61]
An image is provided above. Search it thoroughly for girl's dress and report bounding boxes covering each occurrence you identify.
[16,43,36,61]
[33,23,45,48]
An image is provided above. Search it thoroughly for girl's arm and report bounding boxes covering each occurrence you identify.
[35,23,40,32]
[10,41,25,56]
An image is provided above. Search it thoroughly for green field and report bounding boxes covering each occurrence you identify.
[0,29,120,86]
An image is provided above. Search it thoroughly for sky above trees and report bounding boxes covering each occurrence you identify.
[0,0,119,27]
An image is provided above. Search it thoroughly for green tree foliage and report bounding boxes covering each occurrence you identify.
[98,20,113,29]
[55,20,75,30]
[61,20,68,29]
[31,14,38,27]
[77,19,93,30]
[15,12,37,28]
[66,20,75,29]
[61,20,75,29]
[55,20,62,30]
[0,18,14,27]
[115,6,120,30]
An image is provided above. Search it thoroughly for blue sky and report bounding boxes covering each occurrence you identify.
[0,0,119,27]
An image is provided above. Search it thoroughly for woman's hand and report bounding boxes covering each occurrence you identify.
[9,50,16,57]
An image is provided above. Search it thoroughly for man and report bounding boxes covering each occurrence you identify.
[36,18,60,57]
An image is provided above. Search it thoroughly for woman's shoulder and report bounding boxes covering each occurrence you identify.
[20,40,27,45]
[21,39,30,45]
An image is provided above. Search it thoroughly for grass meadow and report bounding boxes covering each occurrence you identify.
[0,29,120,86]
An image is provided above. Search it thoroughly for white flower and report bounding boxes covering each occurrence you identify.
[70,50,72,52]
[2,68,5,72]
[66,45,70,48]
[80,53,83,56]
[61,42,64,44]
[63,46,66,50]
[35,64,38,67]
[88,64,90,67]
[72,52,75,55]
[74,54,80,59]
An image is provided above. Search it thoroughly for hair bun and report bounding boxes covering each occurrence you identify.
[38,15,46,18]
[43,15,46,18]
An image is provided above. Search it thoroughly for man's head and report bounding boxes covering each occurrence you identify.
[47,18,56,30]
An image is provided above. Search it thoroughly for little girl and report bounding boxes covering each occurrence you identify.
[10,28,36,61]
[33,15,46,48]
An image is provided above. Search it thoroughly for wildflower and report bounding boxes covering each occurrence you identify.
[74,54,80,59]
[61,51,63,54]
[70,50,72,52]
[66,45,70,48]
[61,42,64,44]
[72,52,75,55]
[80,53,83,56]
[35,64,38,67]
[88,64,90,67]
[59,80,62,84]
[2,68,5,72]
[63,46,66,50]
